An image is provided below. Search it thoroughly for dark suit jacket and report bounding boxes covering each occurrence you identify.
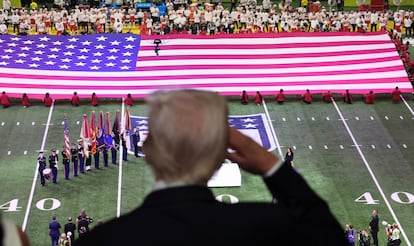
[74,161,348,245]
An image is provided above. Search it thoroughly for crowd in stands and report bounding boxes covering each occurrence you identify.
[1,0,414,36]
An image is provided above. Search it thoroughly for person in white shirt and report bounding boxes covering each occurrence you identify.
[0,21,7,34]
[114,18,123,33]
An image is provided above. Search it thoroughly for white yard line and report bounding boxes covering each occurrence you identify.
[22,101,55,232]
[400,95,414,117]
[117,99,125,218]
[332,98,411,246]
[262,99,284,158]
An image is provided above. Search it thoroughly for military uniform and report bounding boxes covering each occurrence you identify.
[62,150,70,180]
[37,152,47,186]
[71,145,79,176]
[49,150,59,183]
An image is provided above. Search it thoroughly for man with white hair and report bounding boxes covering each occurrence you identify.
[74,90,347,245]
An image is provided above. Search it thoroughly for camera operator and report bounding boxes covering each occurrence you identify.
[386,223,401,246]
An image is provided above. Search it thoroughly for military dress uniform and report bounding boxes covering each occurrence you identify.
[78,143,85,174]
[62,150,70,180]
[37,153,47,186]
[49,150,59,183]
[71,144,79,176]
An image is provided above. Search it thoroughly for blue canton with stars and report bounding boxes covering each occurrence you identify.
[130,114,276,152]
[0,34,141,72]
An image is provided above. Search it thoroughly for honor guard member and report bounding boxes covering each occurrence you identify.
[78,141,85,174]
[71,144,79,177]
[132,127,140,157]
[93,145,100,169]
[121,134,128,161]
[85,144,92,171]
[38,151,47,186]
[62,148,70,180]
[97,132,108,167]
[49,149,59,183]
[111,133,119,165]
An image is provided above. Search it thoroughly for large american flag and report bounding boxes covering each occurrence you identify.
[0,32,412,100]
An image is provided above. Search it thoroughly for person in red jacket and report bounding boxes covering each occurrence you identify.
[1,91,10,108]
[22,93,30,108]
[364,90,375,104]
[342,89,353,104]
[125,93,134,106]
[322,90,333,103]
[71,92,80,106]
[392,86,401,103]
[91,93,99,106]
[43,92,53,107]
[254,91,263,105]
[240,90,249,105]
[275,89,285,104]
[302,89,313,104]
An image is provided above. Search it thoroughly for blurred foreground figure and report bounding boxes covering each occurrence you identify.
[74,89,347,245]
[0,217,30,246]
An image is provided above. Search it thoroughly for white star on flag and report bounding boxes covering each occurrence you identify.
[125,36,136,41]
[97,36,108,41]
[111,40,121,45]
[76,62,86,66]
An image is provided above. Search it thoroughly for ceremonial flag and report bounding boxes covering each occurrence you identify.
[80,114,90,159]
[97,111,105,146]
[123,108,132,151]
[63,114,71,159]
[104,112,113,151]
[90,111,97,155]
[0,33,412,100]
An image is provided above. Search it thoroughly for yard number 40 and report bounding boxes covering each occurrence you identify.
[355,192,414,204]
[0,198,61,212]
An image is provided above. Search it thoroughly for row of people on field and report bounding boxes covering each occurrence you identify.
[2,0,414,36]
[49,209,96,246]
[0,88,407,109]
[239,86,405,105]
[0,91,135,108]
[37,128,140,185]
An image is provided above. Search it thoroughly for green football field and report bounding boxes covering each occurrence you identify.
[0,94,413,245]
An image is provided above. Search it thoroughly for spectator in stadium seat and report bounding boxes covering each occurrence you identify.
[43,92,53,107]
[364,91,375,104]
[125,93,134,106]
[391,86,402,103]
[1,91,10,108]
[240,90,249,104]
[91,93,99,106]
[74,89,348,245]
[71,92,80,106]
[254,91,263,105]
[322,90,333,103]
[276,89,285,104]
[342,89,353,104]
[22,93,30,108]
[302,89,313,104]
